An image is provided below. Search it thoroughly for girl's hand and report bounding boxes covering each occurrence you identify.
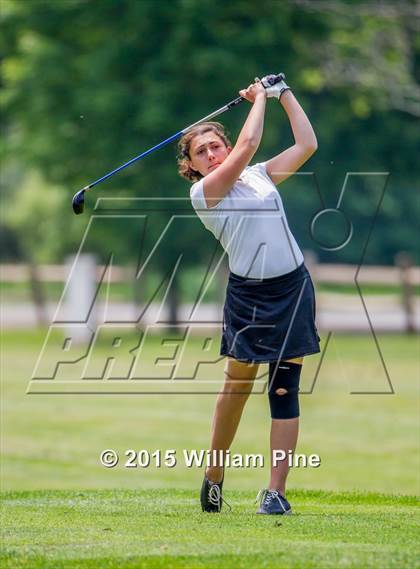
[239,80,267,103]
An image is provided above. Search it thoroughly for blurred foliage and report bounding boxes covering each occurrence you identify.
[6,170,73,262]
[1,0,419,268]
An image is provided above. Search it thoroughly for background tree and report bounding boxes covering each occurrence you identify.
[1,0,418,295]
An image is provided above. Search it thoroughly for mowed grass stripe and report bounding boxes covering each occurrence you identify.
[2,489,419,569]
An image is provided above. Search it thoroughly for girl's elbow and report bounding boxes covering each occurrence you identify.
[297,135,318,158]
[309,134,318,152]
[306,137,318,156]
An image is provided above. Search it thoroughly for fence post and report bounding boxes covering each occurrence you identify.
[303,250,318,284]
[303,250,320,326]
[395,252,415,334]
[65,254,97,344]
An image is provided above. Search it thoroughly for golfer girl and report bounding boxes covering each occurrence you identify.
[177,75,320,514]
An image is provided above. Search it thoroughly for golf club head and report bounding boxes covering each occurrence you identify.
[72,188,86,214]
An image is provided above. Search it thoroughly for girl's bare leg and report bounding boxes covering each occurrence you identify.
[205,358,259,483]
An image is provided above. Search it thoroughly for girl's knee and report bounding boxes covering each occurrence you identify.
[221,378,254,395]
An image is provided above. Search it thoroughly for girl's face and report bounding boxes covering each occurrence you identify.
[188,132,231,178]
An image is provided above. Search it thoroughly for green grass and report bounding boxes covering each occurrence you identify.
[1,489,419,569]
[1,330,419,493]
[1,330,419,568]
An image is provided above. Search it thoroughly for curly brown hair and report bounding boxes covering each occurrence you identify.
[177,122,232,182]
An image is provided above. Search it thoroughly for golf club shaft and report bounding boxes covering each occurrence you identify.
[83,96,244,192]
[183,96,243,133]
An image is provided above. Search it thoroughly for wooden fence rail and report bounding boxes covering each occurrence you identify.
[1,262,419,285]
[1,256,418,332]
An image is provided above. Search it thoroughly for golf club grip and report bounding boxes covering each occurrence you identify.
[227,96,245,109]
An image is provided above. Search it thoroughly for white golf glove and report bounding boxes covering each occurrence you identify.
[255,74,290,100]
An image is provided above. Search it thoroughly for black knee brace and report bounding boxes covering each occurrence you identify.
[268,361,302,419]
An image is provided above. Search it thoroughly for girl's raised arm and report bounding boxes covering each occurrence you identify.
[265,89,317,186]
[202,82,267,207]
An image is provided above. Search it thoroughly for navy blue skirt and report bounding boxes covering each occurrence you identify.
[220,264,320,363]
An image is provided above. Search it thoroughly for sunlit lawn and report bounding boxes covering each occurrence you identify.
[1,330,418,494]
[1,330,419,569]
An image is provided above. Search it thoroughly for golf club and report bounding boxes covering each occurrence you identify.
[72,73,285,214]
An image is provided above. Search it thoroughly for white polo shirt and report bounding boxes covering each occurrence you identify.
[190,162,304,279]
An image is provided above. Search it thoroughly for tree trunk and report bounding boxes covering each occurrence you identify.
[167,274,179,328]
[395,252,415,334]
[27,261,48,326]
